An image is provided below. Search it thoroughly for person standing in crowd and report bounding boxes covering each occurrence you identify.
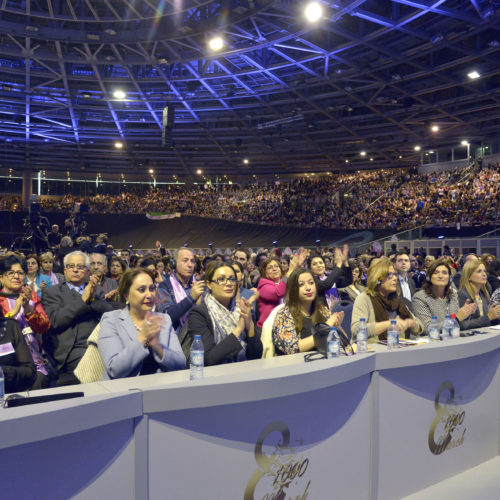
[233,248,251,288]
[272,268,343,355]
[339,264,365,303]
[0,255,51,389]
[351,257,423,341]
[412,258,477,333]
[107,256,127,283]
[47,224,62,250]
[187,261,261,365]
[25,254,51,296]
[42,251,116,385]
[157,247,205,331]
[458,259,500,329]
[308,245,352,312]
[486,259,500,293]
[409,255,426,289]
[98,268,185,380]
[39,252,65,285]
[256,249,307,329]
[89,253,118,300]
[392,251,416,307]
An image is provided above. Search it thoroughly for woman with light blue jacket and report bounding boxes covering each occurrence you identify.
[98,268,185,380]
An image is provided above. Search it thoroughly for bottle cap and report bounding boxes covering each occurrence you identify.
[194,334,201,340]
[450,313,457,319]
[390,319,397,324]
[431,315,437,319]
[360,318,366,322]
[445,314,451,319]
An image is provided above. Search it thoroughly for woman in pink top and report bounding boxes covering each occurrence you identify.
[256,250,307,327]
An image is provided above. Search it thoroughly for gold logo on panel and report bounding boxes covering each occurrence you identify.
[428,381,466,455]
[244,421,311,500]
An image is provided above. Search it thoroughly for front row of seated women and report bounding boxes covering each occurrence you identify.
[4,256,499,390]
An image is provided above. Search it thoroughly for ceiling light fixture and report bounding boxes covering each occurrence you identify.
[243,158,249,164]
[196,169,202,174]
[360,151,366,156]
[414,145,421,151]
[113,90,126,99]
[304,2,323,23]
[461,140,469,146]
[431,124,439,132]
[208,36,224,51]
[467,70,480,79]
[114,142,123,149]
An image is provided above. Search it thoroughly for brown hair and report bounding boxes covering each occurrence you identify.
[421,258,454,300]
[285,268,326,335]
[117,268,156,303]
[259,257,282,280]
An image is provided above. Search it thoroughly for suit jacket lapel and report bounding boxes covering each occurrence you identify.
[119,307,138,343]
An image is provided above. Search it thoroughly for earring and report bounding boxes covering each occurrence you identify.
[126,299,129,305]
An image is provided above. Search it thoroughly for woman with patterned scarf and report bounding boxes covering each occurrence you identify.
[351,257,423,342]
[186,261,262,365]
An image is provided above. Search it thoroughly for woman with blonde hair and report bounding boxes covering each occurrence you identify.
[351,257,423,341]
[458,259,500,329]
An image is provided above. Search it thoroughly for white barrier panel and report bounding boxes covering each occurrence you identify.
[376,349,500,500]
[145,369,373,500]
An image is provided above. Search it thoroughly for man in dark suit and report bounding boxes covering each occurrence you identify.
[392,251,416,311]
[42,250,115,385]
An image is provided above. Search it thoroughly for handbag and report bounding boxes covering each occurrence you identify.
[74,323,104,384]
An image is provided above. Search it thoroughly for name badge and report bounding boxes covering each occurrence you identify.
[0,342,15,357]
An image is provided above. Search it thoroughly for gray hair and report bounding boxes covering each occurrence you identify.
[63,251,90,269]
[174,247,195,261]
[90,252,106,264]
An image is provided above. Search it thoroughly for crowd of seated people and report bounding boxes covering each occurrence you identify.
[1,229,499,394]
[1,163,498,230]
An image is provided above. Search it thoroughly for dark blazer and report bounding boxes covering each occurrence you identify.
[457,289,495,330]
[487,273,500,293]
[315,266,353,310]
[397,275,417,312]
[42,283,115,370]
[0,318,36,393]
[187,302,262,366]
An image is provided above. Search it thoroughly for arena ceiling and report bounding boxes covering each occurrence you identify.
[0,0,499,178]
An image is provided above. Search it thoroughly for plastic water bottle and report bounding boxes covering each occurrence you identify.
[327,327,340,359]
[356,318,368,354]
[428,316,441,342]
[189,335,204,381]
[450,314,460,339]
[0,366,4,410]
[387,320,399,350]
[441,314,452,341]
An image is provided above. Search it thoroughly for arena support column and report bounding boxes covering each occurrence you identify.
[22,169,33,209]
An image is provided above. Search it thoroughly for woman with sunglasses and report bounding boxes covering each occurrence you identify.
[187,261,262,366]
[0,255,51,389]
[351,257,423,342]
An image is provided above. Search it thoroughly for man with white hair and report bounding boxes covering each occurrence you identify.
[42,250,115,385]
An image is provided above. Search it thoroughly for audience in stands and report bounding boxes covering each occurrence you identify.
[1,163,498,230]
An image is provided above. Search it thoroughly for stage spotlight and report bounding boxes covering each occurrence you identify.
[360,151,366,156]
[196,169,202,174]
[115,141,123,149]
[431,125,439,132]
[467,70,480,79]
[209,36,224,51]
[414,145,421,151]
[243,158,249,164]
[304,2,323,23]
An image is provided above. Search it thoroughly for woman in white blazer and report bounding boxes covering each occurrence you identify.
[99,268,185,380]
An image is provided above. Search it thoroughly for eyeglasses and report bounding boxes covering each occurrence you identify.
[4,270,26,278]
[385,272,397,280]
[211,277,237,286]
[65,264,88,271]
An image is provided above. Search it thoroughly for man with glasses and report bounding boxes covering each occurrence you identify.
[42,250,115,385]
